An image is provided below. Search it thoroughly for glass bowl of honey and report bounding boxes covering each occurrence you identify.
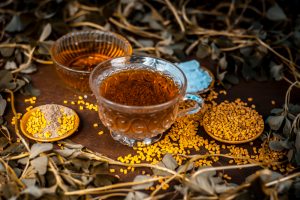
[50,30,132,92]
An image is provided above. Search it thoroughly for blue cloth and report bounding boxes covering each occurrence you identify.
[177,60,212,93]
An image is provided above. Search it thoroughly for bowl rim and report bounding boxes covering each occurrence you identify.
[89,55,188,111]
[50,30,133,74]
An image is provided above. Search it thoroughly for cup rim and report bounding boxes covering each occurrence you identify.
[89,55,187,110]
[50,30,133,74]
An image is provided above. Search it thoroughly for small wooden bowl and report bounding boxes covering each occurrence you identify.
[20,104,80,142]
[202,110,264,144]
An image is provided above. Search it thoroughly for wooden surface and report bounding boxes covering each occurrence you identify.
[11,62,300,183]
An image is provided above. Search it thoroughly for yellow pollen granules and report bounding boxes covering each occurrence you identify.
[203,99,264,143]
[11,113,22,125]
[57,114,76,136]
[26,109,47,135]
[24,97,37,104]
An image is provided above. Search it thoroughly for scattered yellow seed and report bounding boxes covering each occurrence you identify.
[93,123,98,127]
[7,98,11,102]
[271,100,276,105]
[26,106,33,112]
[78,96,83,100]
[79,106,83,110]
[109,169,115,173]
[98,131,104,135]
[247,97,253,102]
[71,101,75,105]
[63,100,68,104]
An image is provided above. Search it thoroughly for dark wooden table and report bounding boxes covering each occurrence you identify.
[11,62,300,183]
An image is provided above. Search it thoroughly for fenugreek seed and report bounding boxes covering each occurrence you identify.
[98,131,104,135]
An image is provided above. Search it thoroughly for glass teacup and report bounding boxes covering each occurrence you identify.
[89,55,204,146]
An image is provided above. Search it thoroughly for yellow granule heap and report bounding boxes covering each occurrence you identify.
[116,91,292,173]
[26,109,47,135]
[203,99,264,142]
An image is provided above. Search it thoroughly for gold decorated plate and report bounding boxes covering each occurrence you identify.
[202,110,264,144]
[20,104,80,142]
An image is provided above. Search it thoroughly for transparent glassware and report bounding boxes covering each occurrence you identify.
[89,55,204,147]
[50,30,132,93]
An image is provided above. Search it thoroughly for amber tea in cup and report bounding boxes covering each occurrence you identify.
[90,56,204,146]
[51,31,132,92]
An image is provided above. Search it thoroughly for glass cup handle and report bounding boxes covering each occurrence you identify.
[177,93,204,117]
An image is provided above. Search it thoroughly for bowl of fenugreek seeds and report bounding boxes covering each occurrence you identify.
[20,104,79,142]
[202,99,264,144]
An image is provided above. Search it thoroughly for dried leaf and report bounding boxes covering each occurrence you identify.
[288,104,300,115]
[4,61,17,70]
[217,71,227,81]
[270,108,283,114]
[94,174,119,187]
[177,162,194,173]
[31,156,48,175]
[295,131,300,153]
[162,153,178,170]
[58,140,83,149]
[0,143,25,156]
[125,191,149,200]
[21,83,41,97]
[2,182,19,199]
[37,41,53,55]
[132,175,154,190]
[21,64,37,74]
[0,137,9,150]
[283,118,291,137]
[210,43,220,60]
[39,23,52,42]
[21,185,43,198]
[269,140,285,151]
[225,74,239,85]
[71,158,90,171]
[21,185,57,198]
[0,70,14,91]
[242,63,255,81]
[0,101,8,118]
[267,115,284,131]
[30,143,53,159]
[18,157,29,165]
[196,44,210,59]
[55,148,76,158]
[5,15,25,32]
[219,56,227,70]
[214,183,236,194]
[270,62,283,81]
[191,170,216,195]
[240,47,253,57]
[13,79,26,92]
[266,3,287,21]
[22,178,36,187]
